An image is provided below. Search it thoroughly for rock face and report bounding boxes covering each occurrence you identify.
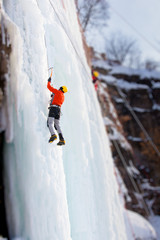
[93,59,160,217]
[0,11,11,238]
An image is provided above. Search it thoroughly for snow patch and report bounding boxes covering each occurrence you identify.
[124,210,157,240]
[111,65,160,80]
[153,103,160,111]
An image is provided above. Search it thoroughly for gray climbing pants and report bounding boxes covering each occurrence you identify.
[47,117,62,136]
[47,106,62,136]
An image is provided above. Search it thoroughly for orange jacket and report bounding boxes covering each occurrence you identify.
[47,82,65,107]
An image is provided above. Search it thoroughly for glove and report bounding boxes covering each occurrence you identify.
[48,77,51,82]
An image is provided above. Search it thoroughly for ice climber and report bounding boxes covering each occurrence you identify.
[92,70,99,91]
[47,73,68,145]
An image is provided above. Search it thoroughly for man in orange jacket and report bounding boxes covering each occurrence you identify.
[47,76,68,145]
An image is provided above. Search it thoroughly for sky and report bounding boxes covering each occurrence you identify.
[107,0,160,62]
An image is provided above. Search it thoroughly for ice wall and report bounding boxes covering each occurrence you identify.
[2,0,127,239]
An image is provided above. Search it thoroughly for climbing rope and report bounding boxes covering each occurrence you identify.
[109,5,160,55]
[114,167,137,240]
[110,131,151,217]
[48,0,92,80]
[116,86,160,158]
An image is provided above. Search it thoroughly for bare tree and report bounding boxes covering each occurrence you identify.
[105,32,141,68]
[143,59,159,71]
[76,0,109,32]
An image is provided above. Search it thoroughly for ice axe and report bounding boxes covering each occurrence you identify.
[48,67,53,78]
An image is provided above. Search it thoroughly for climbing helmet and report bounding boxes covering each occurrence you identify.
[93,71,99,77]
[60,86,68,93]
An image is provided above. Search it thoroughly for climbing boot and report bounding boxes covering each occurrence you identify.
[57,133,65,145]
[57,139,65,146]
[49,134,57,143]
